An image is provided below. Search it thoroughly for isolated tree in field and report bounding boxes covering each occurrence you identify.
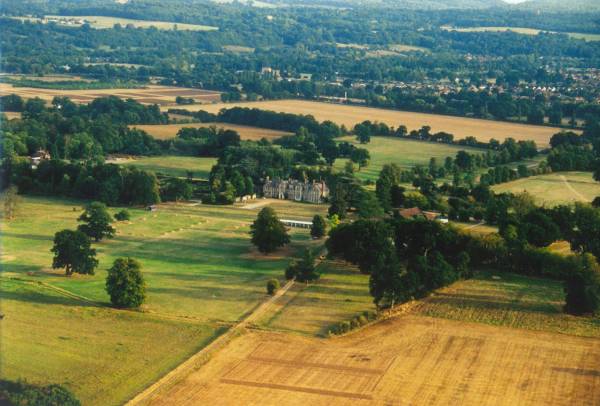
[250,207,290,254]
[266,278,280,295]
[3,186,20,220]
[51,230,98,276]
[106,257,146,308]
[311,215,327,239]
[564,254,600,316]
[78,201,115,242]
[287,249,319,283]
[350,148,370,170]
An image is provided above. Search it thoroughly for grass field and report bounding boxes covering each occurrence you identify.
[114,156,217,179]
[132,123,291,141]
[0,196,327,404]
[0,82,222,106]
[492,172,600,206]
[178,100,565,147]
[12,15,217,31]
[441,26,600,41]
[255,260,374,336]
[144,281,600,405]
[334,136,481,181]
[415,272,600,337]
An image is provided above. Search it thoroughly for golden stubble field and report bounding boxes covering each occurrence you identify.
[132,122,292,141]
[0,83,222,106]
[141,314,600,406]
[178,100,567,147]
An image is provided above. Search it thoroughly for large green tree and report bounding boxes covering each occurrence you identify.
[51,229,98,276]
[564,254,600,316]
[105,257,147,308]
[78,201,115,242]
[250,207,290,254]
[310,214,327,239]
[286,248,319,283]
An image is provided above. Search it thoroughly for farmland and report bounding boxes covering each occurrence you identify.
[182,100,565,147]
[114,156,217,179]
[334,136,481,181]
[0,196,326,404]
[0,82,222,106]
[441,26,600,41]
[492,172,600,206]
[132,122,292,141]
[140,269,600,405]
[12,15,218,31]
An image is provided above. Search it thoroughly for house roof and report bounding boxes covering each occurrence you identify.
[398,207,423,219]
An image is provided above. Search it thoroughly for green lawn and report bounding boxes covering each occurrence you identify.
[492,172,600,206]
[415,271,600,337]
[117,156,217,180]
[335,136,481,181]
[0,279,223,406]
[256,260,374,336]
[0,196,327,404]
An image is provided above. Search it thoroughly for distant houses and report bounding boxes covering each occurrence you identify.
[30,150,51,168]
[398,207,448,223]
[262,178,329,204]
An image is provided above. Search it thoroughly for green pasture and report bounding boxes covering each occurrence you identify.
[117,156,217,180]
[334,136,481,181]
[256,260,374,336]
[416,271,600,337]
[0,196,327,404]
[492,172,600,206]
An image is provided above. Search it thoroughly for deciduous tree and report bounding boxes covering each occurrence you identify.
[51,230,98,276]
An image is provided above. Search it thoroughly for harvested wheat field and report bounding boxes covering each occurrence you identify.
[0,83,222,106]
[179,100,567,147]
[140,314,600,406]
[132,122,292,141]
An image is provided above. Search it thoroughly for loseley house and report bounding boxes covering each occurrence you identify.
[262,178,329,204]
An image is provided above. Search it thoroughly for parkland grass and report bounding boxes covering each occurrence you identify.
[114,156,217,179]
[492,171,600,206]
[255,260,374,336]
[0,196,327,404]
[334,136,482,181]
[180,99,566,147]
[415,271,600,338]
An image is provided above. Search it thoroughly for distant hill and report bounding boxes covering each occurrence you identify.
[514,0,600,11]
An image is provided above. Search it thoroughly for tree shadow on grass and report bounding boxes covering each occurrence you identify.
[0,283,100,308]
[1,231,52,242]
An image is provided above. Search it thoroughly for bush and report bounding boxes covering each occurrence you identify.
[266,278,280,295]
[114,209,131,221]
[0,379,80,406]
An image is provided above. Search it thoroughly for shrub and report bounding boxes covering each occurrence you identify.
[266,278,280,295]
[0,379,80,406]
[114,209,131,221]
[357,315,368,326]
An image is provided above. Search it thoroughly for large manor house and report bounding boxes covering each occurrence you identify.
[262,178,330,204]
